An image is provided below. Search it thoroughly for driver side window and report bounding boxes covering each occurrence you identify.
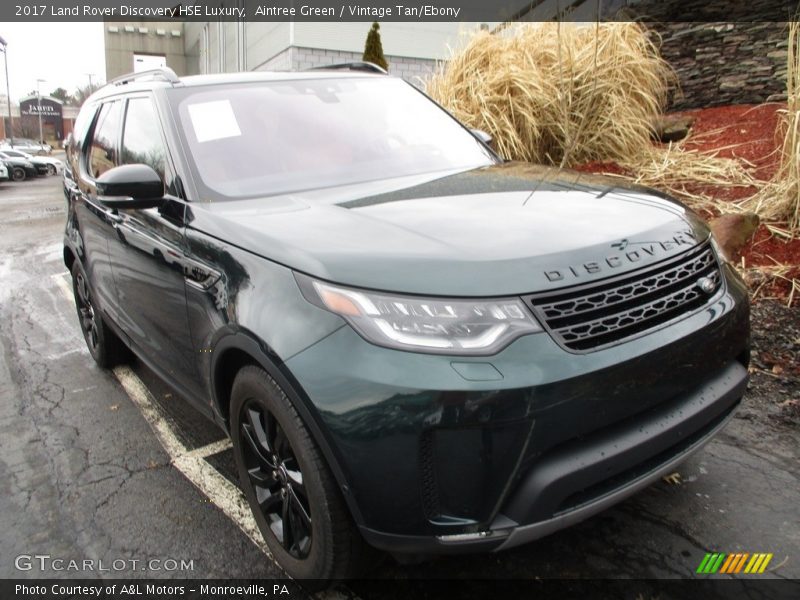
[120,97,167,181]
[88,101,122,179]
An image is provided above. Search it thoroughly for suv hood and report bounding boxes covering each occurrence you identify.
[190,163,710,296]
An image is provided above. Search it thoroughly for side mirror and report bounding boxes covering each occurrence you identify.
[96,164,165,209]
[471,129,493,146]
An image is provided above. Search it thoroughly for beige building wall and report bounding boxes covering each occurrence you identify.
[104,22,188,80]
[180,21,491,85]
[106,21,494,84]
[291,22,482,60]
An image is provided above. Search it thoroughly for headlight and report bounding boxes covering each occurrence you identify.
[297,275,542,355]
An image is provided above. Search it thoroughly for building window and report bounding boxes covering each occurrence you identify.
[133,54,167,73]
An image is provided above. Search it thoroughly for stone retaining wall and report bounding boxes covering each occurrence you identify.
[654,22,789,110]
[620,0,791,108]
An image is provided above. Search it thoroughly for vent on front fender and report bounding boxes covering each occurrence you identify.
[525,242,722,352]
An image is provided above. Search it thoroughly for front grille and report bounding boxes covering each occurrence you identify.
[526,242,722,352]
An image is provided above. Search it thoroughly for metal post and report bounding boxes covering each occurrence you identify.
[0,36,13,145]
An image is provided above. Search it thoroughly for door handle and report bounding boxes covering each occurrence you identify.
[183,257,222,291]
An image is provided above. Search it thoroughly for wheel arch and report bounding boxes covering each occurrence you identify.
[211,332,366,527]
[63,245,76,272]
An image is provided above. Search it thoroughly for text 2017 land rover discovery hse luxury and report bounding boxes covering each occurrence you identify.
[63,65,749,583]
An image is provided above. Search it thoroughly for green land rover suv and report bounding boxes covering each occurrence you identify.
[63,64,750,583]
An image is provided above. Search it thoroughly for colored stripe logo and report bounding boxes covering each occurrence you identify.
[697,552,773,574]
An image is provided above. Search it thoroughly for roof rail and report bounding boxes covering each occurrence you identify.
[308,62,388,75]
[108,67,180,87]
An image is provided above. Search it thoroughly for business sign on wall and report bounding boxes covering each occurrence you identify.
[19,97,64,138]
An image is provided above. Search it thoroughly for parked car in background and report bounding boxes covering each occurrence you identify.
[0,161,8,182]
[0,138,52,155]
[0,148,63,175]
[0,150,39,181]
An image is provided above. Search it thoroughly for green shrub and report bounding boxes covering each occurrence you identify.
[362,22,389,71]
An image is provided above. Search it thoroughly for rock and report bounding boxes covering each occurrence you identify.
[742,269,766,287]
[652,114,696,143]
[709,213,761,261]
[720,81,745,92]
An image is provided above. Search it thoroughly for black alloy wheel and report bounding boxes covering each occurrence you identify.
[70,260,129,368]
[240,399,313,559]
[230,366,373,585]
[74,268,100,355]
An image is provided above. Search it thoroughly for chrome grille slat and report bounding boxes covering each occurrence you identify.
[526,243,722,352]
[540,248,717,323]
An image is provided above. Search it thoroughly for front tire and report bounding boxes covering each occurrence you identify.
[46,164,56,176]
[70,260,129,368]
[230,366,370,586]
[11,167,25,181]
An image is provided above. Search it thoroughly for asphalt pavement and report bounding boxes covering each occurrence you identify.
[0,170,797,594]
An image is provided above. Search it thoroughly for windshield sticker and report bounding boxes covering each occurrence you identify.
[187,100,241,143]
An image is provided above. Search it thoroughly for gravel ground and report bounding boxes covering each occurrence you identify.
[744,301,800,428]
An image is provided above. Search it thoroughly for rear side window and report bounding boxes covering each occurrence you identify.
[89,101,122,178]
[120,97,167,181]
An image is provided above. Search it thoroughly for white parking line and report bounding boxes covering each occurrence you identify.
[52,273,271,557]
[113,365,272,558]
[54,272,358,596]
[185,438,233,459]
[54,272,75,305]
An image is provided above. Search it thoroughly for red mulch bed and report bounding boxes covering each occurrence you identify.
[681,103,783,180]
[576,103,799,303]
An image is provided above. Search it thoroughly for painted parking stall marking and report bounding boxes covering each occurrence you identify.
[53,271,363,597]
[53,273,272,557]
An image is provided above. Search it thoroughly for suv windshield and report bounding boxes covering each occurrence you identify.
[170,77,496,199]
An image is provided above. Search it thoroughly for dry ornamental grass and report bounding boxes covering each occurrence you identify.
[744,21,800,234]
[426,22,756,210]
[426,21,799,303]
[427,22,673,167]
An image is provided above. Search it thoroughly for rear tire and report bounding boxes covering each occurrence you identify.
[11,167,25,181]
[70,260,130,368]
[230,366,372,587]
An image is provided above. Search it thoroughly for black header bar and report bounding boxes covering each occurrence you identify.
[2,0,798,23]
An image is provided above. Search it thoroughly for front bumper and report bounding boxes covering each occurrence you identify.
[356,359,745,554]
[283,264,750,553]
[450,359,744,553]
